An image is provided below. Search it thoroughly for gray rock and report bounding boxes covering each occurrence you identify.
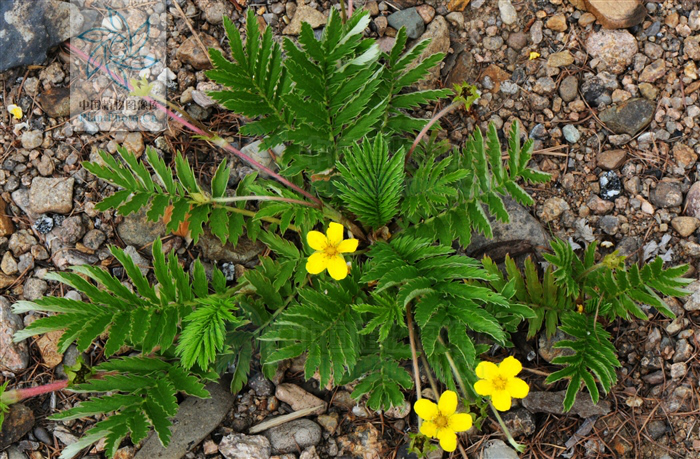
[0,296,29,373]
[387,8,424,39]
[134,383,234,459]
[584,29,637,74]
[502,408,535,437]
[21,131,43,150]
[466,196,549,260]
[481,439,519,459]
[538,329,575,363]
[522,390,611,418]
[117,207,166,247]
[647,420,667,440]
[264,419,322,454]
[8,230,36,257]
[599,215,619,235]
[684,182,700,218]
[23,278,47,301]
[539,197,569,222]
[29,177,74,214]
[563,125,581,143]
[412,16,450,90]
[82,229,106,251]
[124,246,150,276]
[248,373,274,397]
[498,0,517,25]
[599,98,655,136]
[0,0,83,72]
[559,75,578,102]
[197,230,265,263]
[533,77,556,94]
[507,32,528,50]
[219,434,271,459]
[650,182,683,208]
[54,216,85,244]
[240,140,285,172]
[275,383,326,415]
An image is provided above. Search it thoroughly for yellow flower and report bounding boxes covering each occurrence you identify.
[474,356,529,411]
[7,104,22,120]
[529,51,540,60]
[414,391,472,452]
[305,222,358,280]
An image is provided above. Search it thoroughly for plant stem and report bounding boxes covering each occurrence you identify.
[212,195,316,207]
[65,42,323,208]
[1,380,69,405]
[406,101,463,163]
[218,205,300,232]
[406,303,422,428]
[488,402,526,453]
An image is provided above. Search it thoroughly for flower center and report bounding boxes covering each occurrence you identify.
[324,246,339,257]
[434,415,448,429]
[492,375,508,391]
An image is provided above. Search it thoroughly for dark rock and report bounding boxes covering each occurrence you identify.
[37,87,73,118]
[0,404,34,448]
[538,329,575,363]
[685,182,700,218]
[522,390,611,418]
[599,215,619,235]
[599,170,622,201]
[248,373,274,397]
[0,0,83,72]
[599,98,655,136]
[387,8,425,39]
[32,216,53,234]
[581,79,608,105]
[646,420,667,440]
[650,181,683,208]
[466,196,549,260]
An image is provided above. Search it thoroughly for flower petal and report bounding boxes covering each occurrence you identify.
[473,379,494,396]
[475,361,499,380]
[414,399,438,421]
[306,252,328,275]
[499,356,523,378]
[437,429,458,452]
[336,238,358,254]
[326,255,349,280]
[448,413,472,432]
[420,420,437,438]
[307,231,328,251]
[491,390,512,411]
[326,222,344,246]
[506,377,530,399]
[438,390,458,417]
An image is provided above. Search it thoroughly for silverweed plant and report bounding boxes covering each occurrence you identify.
[7,8,691,458]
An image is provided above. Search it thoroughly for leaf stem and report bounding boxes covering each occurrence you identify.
[406,303,422,428]
[406,101,463,163]
[1,380,69,405]
[65,42,323,208]
[212,195,316,207]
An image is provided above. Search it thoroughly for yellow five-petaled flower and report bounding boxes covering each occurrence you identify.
[306,222,358,280]
[414,391,472,452]
[7,104,22,120]
[474,356,529,411]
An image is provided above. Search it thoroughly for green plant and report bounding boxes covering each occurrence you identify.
[483,241,691,410]
[7,6,691,458]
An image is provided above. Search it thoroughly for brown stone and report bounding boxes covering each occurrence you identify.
[481,64,511,93]
[583,0,645,29]
[446,50,478,88]
[597,150,627,170]
[0,404,34,449]
[0,199,13,237]
[176,34,222,70]
[36,330,64,368]
[546,14,568,32]
[674,143,698,169]
[37,86,78,118]
[672,217,700,238]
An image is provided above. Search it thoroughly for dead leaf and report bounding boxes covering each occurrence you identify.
[447,0,470,12]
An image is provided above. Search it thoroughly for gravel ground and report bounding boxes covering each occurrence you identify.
[2,0,700,458]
